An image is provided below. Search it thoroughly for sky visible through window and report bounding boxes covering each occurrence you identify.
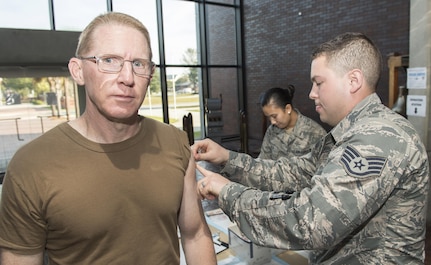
[0,0,51,29]
[0,0,197,65]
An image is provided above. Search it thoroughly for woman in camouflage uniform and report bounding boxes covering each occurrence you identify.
[259,86,327,160]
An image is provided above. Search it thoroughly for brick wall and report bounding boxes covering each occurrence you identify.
[242,0,410,140]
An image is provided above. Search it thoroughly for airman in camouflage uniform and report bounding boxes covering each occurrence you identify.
[193,32,429,264]
[259,110,326,160]
[258,86,326,160]
[219,92,429,264]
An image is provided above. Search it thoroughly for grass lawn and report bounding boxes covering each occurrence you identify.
[143,93,199,106]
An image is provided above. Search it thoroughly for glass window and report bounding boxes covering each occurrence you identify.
[207,0,235,5]
[53,0,106,31]
[113,0,160,64]
[0,0,51,30]
[207,5,237,65]
[140,66,203,140]
[162,0,199,65]
[167,67,202,139]
[208,68,239,136]
[140,67,164,121]
[0,0,242,142]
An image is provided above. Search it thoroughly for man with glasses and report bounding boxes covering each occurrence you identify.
[0,12,216,265]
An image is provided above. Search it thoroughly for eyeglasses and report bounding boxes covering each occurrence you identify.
[79,55,155,78]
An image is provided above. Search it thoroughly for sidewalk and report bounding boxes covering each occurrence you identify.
[0,104,69,172]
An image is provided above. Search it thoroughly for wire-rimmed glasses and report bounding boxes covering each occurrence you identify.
[79,55,155,79]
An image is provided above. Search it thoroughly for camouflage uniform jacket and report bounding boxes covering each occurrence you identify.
[258,110,327,160]
[218,93,429,265]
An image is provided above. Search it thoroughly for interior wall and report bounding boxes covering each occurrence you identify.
[0,28,79,78]
[242,1,410,140]
[409,0,431,150]
[409,0,431,221]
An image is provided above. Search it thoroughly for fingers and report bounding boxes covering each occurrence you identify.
[191,144,207,161]
[196,164,209,176]
[196,165,217,200]
[196,181,206,200]
[197,177,216,201]
[191,139,217,161]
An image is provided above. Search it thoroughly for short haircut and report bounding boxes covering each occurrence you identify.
[311,32,382,89]
[75,12,152,59]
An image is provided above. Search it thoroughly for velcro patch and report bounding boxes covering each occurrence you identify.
[340,145,387,177]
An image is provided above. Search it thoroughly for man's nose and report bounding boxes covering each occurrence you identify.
[118,61,135,83]
[309,84,317,100]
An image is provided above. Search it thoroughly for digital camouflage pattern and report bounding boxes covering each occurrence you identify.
[218,93,429,264]
[258,110,327,160]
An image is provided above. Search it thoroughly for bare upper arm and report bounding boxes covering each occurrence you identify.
[177,153,208,238]
[0,248,44,265]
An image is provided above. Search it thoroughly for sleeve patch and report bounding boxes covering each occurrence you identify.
[340,145,387,177]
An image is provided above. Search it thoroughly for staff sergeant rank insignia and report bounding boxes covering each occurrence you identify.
[340,145,387,177]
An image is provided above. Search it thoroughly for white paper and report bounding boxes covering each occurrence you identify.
[406,95,427,117]
[407,67,427,89]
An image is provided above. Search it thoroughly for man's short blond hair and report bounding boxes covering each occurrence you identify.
[75,12,152,59]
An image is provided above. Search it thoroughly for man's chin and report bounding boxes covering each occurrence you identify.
[318,114,327,124]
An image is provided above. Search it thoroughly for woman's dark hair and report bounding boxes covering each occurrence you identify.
[259,85,295,108]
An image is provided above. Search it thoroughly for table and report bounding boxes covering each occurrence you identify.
[196,161,309,265]
[205,208,309,265]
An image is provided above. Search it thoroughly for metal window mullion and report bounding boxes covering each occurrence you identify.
[107,0,113,11]
[156,0,170,124]
[198,1,210,137]
[48,0,55,30]
[235,0,245,112]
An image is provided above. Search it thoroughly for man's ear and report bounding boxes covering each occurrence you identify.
[68,58,85,86]
[348,69,363,93]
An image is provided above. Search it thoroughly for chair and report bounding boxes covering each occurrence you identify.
[182,112,194,145]
[239,110,248,153]
[205,94,223,143]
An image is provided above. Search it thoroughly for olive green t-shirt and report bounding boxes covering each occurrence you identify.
[0,116,190,265]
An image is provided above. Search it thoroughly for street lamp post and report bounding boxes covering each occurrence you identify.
[171,74,178,118]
